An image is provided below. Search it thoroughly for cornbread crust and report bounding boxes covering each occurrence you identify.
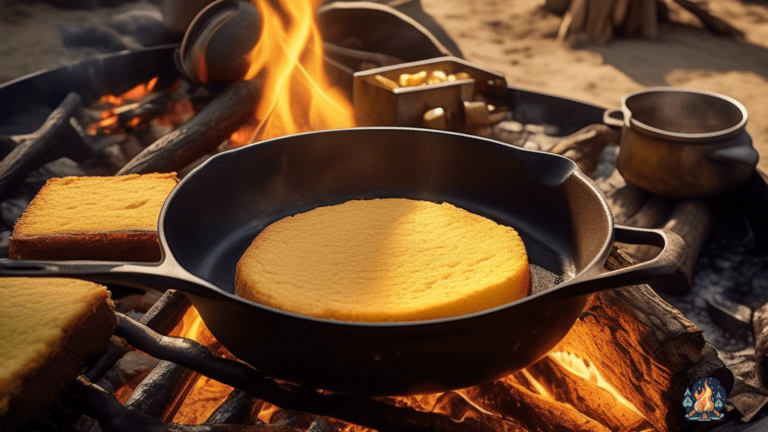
[9,232,162,262]
[0,279,116,432]
[8,173,178,262]
[235,198,531,322]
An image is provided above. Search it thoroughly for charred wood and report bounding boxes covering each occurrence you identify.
[205,390,262,425]
[114,313,472,432]
[71,377,302,432]
[125,360,201,421]
[117,79,261,175]
[0,93,86,198]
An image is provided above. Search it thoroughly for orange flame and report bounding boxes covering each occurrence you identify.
[234,0,355,146]
[87,76,162,135]
[694,380,715,413]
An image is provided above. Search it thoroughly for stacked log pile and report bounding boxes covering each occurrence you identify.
[553,0,745,43]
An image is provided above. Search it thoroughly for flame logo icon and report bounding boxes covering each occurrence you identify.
[684,378,726,422]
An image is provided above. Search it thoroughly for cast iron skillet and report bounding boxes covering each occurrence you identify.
[0,127,685,396]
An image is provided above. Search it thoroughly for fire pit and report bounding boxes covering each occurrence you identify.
[1,1,768,431]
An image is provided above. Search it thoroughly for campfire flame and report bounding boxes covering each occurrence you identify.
[232,0,355,146]
[694,379,715,413]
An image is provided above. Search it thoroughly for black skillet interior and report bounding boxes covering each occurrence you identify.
[161,127,612,298]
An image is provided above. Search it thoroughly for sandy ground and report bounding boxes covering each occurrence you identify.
[1,0,768,173]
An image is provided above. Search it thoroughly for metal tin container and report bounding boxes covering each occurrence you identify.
[353,57,507,126]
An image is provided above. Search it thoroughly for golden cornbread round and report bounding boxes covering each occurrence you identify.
[234,198,531,322]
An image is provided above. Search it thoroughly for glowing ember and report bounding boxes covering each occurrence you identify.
[154,98,196,128]
[233,0,355,145]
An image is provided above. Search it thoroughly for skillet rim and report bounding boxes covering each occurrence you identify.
[156,126,616,328]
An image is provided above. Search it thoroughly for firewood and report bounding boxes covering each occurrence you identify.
[124,360,202,421]
[117,79,261,175]
[624,0,644,36]
[619,196,674,261]
[596,169,648,224]
[457,376,612,432]
[205,390,262,425]
[613,0,631,26]
[71,377,304,432]
[587,0,615,42]
[641,0,659,40]
[753,302,768,388]
[0,93,85,198]
[524,356,650,431]
[570,0,589,33]
[114,314,473,432]
[85,290,192,383]
[669,0,745,38]
[555,246,705,431]
[623,196,673,228]
[649,200,713,295]
[549,124,619,176]
[685,343,734,395]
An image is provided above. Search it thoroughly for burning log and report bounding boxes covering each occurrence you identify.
[457,376,613,432]
[0,93,89,198]
[117,79,261,175]
[125,360,202,421]
[205,390,262,425]
[523,356,650,431]
[554,246,708,431]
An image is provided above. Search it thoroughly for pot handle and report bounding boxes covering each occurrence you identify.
[603,109,625,128]
[707,132,759,168]
[544,225,686,303]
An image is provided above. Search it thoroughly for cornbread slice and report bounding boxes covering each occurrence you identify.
[0,278,116,431]
[9,173,179,262]
[235,198,531,322]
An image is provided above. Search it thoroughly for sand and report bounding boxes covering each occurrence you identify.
[1,0,767,172]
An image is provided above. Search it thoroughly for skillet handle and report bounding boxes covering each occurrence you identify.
[547,225,687,302]
[0,258,221,300]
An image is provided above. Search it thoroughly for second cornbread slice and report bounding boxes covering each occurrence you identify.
[9,173,178,262]
[235,198,531,322]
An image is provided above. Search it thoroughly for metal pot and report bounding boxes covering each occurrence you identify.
[604,87,759,197]
[0,128,685,396]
